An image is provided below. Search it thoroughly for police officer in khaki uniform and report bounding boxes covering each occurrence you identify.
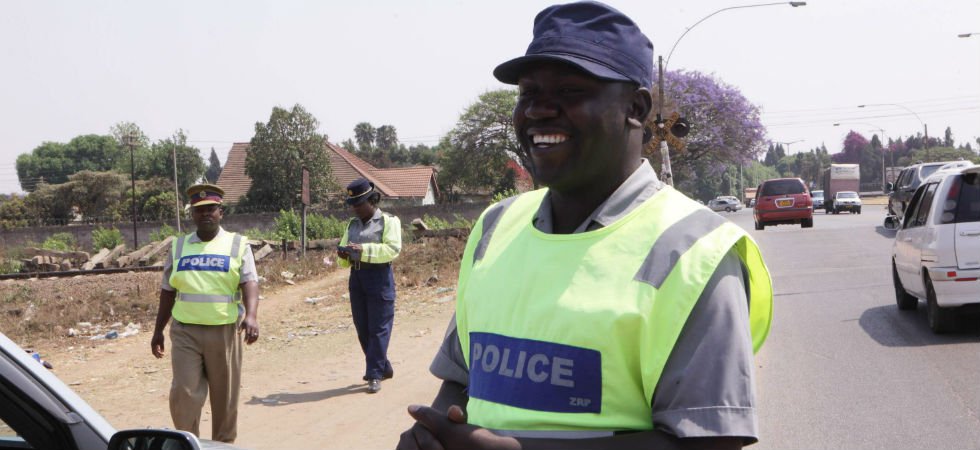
[150,183,260,444]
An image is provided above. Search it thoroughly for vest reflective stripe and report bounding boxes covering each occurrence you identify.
[635,208,728,289]
[474,196,518,264]
[489,429,614,439]
[170,232,246,325]
[456,187,773,434]
[177,293,239,303]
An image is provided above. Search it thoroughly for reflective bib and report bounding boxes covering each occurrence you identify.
[456,187,772,435]
[169,232,246,325]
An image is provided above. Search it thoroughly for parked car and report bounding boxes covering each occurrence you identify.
[886,164,980,333]
[753,178,813,230]
[0,332,240,450]
[830,191,862,214]
[811,190,824,210]
[707,197,742,213]
[887,161,959,217]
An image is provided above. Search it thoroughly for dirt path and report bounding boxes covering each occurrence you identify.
[45,269,456,449]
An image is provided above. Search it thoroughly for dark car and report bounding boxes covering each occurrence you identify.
[887,161,958,217]
[753,178,813,230]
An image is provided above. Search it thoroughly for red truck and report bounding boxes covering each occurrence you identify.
[821,164,860,214]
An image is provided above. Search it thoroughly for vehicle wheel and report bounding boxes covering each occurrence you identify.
[857,207,862,214]
[926,276,955,333]
[801,218,813,228]
[892,262,917,311]
[754,221,764,230]
[833,207,839,215]
[726,207,732,212]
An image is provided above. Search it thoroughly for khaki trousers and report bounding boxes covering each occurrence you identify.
[169,319,242,443]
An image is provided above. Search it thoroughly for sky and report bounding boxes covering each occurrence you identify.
[1,0,978,195]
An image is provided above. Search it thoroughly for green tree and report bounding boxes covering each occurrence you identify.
[243,104,333,211]
[16,135,123,192]
[205,147,223,183]
[353,122,376,152]
[440,89,523,195]
[140,131,206,197]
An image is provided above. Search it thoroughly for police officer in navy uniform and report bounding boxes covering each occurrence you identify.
[337,178,402,394]
[397,2,773,449]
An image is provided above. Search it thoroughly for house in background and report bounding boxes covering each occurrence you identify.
[216,142,439,207]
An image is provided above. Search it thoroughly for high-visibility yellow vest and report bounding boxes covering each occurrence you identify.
[337,212,402,268]
[456,187,772,435]
[169,231,247,325]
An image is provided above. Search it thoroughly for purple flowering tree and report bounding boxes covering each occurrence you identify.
[644,70,767,197]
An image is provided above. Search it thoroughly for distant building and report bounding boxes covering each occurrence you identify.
[216,142,439,206]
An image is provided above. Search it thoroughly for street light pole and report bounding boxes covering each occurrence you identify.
[657,1,806,187]
[858,103,929,160]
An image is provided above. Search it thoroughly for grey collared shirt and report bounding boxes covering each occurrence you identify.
[160,227,258,291]
[429,159,758,442]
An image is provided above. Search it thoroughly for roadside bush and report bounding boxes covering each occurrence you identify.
[149,224,180,242]
[274,209,301,241]
[0,259,22,275]
[241,227,276,241]
[41,233,77,252]
[491,188,519,204]
[422,214,474,230]
[91,227,123,251]
[307,214,346,240]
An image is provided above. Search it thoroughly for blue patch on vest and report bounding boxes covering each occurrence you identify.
[468,332,601,414]
[176,254,231,272]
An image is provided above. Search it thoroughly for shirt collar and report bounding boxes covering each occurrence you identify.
[533,158,663,234]
[189,226,226,244]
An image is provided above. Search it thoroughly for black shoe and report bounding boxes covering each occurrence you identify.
[362,366,394,381]
[367,379,381,394]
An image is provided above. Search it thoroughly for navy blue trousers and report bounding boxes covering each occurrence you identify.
[348,266,395,380]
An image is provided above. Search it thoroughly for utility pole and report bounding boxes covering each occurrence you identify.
[125,133,138,249]
[172,133,181,234]
[657,56,673,187]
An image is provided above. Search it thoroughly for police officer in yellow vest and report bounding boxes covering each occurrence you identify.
[397,2,773,449]
[150,183,259,444]
[337,178,402,394]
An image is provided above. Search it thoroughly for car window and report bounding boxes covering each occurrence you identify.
[919,165,943,182]
[838,192,858,198]
[902,184,928,229]
[956,173,980,223]
[898,168,912,188]
[913,183,939,227]
[760,179,804,196]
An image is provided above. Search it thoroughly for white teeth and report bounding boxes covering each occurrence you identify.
[532,134,567,145]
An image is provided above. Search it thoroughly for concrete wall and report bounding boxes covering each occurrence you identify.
[0,202,490,252]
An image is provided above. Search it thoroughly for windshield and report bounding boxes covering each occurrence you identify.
[920,165,944,180]
[838,192,858,199]
[812,191,824,198]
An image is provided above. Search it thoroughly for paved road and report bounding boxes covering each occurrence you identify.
[716,206,980,448]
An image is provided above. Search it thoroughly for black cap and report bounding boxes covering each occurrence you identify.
[493,1,654,88]
[345,178,375,206]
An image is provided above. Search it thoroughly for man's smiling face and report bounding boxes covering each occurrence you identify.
[514,61,635,194]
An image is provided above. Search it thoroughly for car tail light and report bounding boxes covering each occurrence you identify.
[940,176,962,224]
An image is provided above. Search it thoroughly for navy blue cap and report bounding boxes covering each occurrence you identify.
[345,178,375,206]
[494,1,654,88]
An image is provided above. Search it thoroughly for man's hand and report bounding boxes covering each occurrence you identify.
[348,243,363,253]
[151,332,165,359]
[396,404,519,450]
[240,316,260,345]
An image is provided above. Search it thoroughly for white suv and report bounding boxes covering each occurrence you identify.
[888,164,980,333]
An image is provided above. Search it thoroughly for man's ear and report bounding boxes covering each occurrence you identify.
[627,87,653,129]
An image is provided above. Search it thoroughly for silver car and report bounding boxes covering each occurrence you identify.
[0,332,243,450]
[708,197,743,213]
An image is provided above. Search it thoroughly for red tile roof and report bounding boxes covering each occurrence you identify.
[216,142,252,205]
[217,141,438,204]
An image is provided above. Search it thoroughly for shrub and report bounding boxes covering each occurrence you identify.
[307,214,347,240]
[274,209,301,241]
[41,232,76,251]
[491,188,519,204]
[149,224,180,242]
[91,227,123,251]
